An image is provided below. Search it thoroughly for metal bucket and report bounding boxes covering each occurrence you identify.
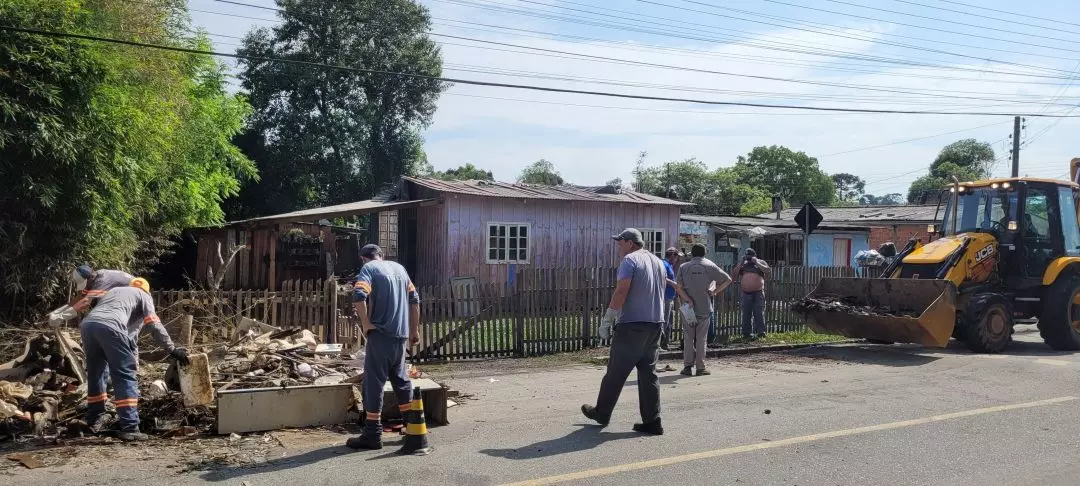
[800,278,957,347]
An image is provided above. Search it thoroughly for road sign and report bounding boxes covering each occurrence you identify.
[794,202,823,235]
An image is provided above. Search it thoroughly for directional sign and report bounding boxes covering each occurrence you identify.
[794,202,823,235]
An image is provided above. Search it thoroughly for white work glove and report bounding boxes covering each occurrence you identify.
[599,308,618,340]
[680,303,697,326]
[47,305,77,328]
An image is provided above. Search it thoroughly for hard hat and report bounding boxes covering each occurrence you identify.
[130,278,151,294]
[71,265,92,291]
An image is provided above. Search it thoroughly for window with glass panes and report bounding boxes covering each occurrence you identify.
[640,229,665,258]
[487,223,530,264]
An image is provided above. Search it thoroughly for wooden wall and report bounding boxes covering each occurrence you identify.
[194,223,338,290]
[440,195,681,286]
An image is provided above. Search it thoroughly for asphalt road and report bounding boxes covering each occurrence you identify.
[12,325,1080,485]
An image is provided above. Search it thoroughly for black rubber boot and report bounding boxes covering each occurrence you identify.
[117,429,149,441]
[680,366,693,376]
[346,433,383,450]
[580,404,609,426]
[632,418,664,435]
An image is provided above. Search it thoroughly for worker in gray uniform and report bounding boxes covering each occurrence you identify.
[346,244,421,450]
[48,265,135,327]
[581,228,666,435]
[676,244,731,376]
[81,278,188,440]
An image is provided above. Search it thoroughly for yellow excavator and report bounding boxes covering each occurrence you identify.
[799,158,1080,353]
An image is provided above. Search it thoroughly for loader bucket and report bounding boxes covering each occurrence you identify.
[799,278,957,348]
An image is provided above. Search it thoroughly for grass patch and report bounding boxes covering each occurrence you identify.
[727,330,847,346]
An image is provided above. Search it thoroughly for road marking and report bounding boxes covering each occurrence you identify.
[1035,358,1071,366]
[500,396,1078,486]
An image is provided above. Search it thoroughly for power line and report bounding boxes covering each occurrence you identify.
[820,121,1009,157]
[433,0,1079,76]
[924,0,1080,29]
[882,0,1080,35]
[10,25,1080,116]
[820,0,1080,45]
[760,0,1080,54]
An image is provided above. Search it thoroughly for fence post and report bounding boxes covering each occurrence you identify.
[582,272,591,349]
[328,278,338,344]
[513,270,525,357]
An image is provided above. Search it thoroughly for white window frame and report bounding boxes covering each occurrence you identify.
[639,228,666,258]
[486,222,531,264]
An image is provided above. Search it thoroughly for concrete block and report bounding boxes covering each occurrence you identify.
[378,378,449,426]
[217,384,356,434]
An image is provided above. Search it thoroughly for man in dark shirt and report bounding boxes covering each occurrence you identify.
[346,244,422,450]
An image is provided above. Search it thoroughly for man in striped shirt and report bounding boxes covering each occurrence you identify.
[80,278,188,441]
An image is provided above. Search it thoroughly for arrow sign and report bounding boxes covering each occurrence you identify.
[794,202,823,235]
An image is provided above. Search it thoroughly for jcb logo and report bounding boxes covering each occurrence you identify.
[975,244,995,263]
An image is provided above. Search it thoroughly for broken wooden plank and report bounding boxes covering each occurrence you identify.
[217,384,356,434]
[179,353,214,407]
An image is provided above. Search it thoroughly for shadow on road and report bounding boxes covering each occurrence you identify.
[927,338,1080,357]
[791,345,941,367]
[479,424,638,460]
[198,444,355,482]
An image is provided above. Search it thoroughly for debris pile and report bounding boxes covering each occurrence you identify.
[791,294,918,318]
[212,322,363,391]
[0,332,87,442]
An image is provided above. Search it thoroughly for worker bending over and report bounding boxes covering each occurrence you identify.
[347,244,421,450]
[48,265,135,327]
[81,278,188,440]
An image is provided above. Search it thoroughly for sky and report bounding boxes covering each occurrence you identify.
[187,0,1080,199]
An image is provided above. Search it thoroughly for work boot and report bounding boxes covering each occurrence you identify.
[580,405,609,426]
[632,418,664,435]
[696,368,711,376]
[345,433,383,450]
[679,366,693,376]
[117,429,149,442]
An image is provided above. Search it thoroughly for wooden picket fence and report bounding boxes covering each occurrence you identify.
[152,266,882,361]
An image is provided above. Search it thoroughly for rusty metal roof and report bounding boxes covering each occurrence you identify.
[404,177,692,206]
[756,205,939,223]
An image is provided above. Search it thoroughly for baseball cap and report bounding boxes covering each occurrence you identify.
[611,228,644,245]
[360,244,382,259]
[745,248,757,257]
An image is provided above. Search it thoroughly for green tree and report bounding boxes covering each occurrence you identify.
[434,163,494,181]
[634,160,771,215]
[518,159,564,185]
[906,139,997,203]
[831,173,866,202]
[733,146,835,206]
[0,0,254,317]
[860,193,905,205]
[231,0,447,218]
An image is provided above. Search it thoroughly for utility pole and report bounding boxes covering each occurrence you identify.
[1011,116,1021,177]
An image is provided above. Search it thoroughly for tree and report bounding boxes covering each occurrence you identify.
[231,0,447,218]
[860,193,905,205]
[634,160,771,215]
[831,173,866,203]
[906,139,996,203]
[518,159,564,185]
[605,177,623,188]
[0,0,254,317]
[433,163,493,181]
[733,146,835,207]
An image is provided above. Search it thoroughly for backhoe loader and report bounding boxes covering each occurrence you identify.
[798,158,1080,353]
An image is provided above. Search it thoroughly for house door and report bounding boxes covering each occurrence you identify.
[832,238,852,267]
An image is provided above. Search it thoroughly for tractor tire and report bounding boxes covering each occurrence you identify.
[958,293,1013,353]
[1038,275,1080,351]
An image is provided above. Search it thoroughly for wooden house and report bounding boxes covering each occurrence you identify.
[180,177,689,290]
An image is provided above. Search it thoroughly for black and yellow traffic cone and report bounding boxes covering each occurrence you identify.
[398,387,431,455]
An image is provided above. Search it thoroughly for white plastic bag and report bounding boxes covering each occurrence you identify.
[679,303,697,325]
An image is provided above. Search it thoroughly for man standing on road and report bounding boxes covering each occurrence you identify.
[581,229,666,435]
[733,249,771,340]
[676,244,731,376]
[347,244,421,450]
[660,248,681,351]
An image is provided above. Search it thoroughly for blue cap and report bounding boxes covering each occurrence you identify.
[75,265,93,279]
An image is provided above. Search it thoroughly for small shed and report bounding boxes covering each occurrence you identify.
[680,214,872,267]
[757,205,939,249]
